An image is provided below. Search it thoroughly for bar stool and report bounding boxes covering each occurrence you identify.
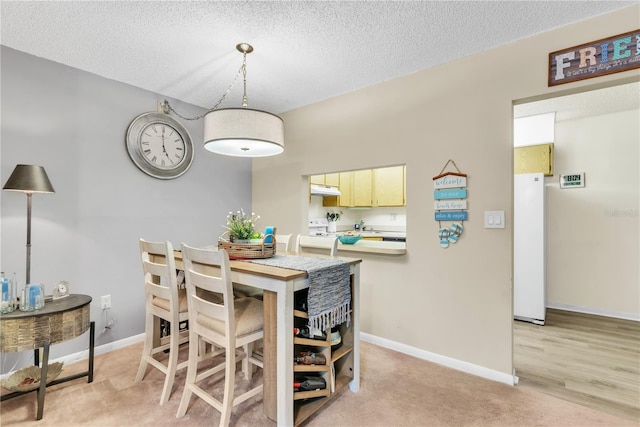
[135,238,189,404]
[177,244,264,426]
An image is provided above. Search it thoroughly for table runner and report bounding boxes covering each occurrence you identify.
[249,254,351,331]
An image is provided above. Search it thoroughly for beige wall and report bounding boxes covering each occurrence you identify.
[253,6,640,376]
[547,109,639,317]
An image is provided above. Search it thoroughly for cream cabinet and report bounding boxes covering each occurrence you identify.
[514,143,554,176]
[352,170,373,207]
[324,173,340,187]
[317,166,405,208]
[374,166,405,206]
[310,175,325,185]
[311,173,340,187]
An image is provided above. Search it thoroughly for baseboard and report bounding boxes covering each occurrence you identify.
[547,302,640,322]
[360,332,516,386]
[0,333,145,380]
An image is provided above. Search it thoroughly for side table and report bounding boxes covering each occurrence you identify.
[0,294,95,420]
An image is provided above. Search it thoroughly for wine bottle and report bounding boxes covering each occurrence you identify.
[294,351,326,365]
[294,376,326,391]
[293,327,327,341]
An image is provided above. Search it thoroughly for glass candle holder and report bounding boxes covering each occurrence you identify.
[0,273,15,314]
[20,284,45,311]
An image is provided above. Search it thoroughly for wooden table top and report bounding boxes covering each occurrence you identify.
[172,250,361,281]
[0,294,92,320]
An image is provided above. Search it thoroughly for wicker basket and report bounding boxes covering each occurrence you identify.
[218,234,276,259]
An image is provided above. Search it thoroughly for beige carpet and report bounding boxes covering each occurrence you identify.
[1,341,636,426]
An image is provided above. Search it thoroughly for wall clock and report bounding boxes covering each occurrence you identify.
[125,112,194,180]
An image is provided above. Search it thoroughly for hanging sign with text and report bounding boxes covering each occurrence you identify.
[434,211,468,221]
[435,200,468,210]
[433,174,467,189]
[549,29,640,86]
[433,161,468,249]
[434,188,467,200]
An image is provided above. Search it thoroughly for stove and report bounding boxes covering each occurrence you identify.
[309,218,329,236]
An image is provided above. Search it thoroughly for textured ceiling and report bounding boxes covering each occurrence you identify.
[1,1,637,115]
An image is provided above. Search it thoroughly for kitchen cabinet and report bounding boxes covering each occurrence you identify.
[514,143,554,176]
[322,172,353,208]
[352,170,373,207]
[337,172,353,207]
[374,166,405,206]
[292,282,355,425]
[311,173,340,187]
[324,173,340,187]
[319,166,405,208]
[310,175,325,185]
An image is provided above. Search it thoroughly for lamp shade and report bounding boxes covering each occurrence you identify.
[3,165,55,193]
[203,108,284,157]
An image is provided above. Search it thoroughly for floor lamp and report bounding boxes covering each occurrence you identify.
[3,165,55,285]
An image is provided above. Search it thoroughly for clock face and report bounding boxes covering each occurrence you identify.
[53,281,69,299]
[126,112,194,180]
[139,123,186,170]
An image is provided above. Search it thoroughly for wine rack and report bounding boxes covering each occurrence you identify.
[292,278,355,425]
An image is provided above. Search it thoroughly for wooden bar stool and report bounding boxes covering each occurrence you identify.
[135,238,189,404]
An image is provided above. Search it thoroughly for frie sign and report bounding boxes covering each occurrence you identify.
[549,29,640,86]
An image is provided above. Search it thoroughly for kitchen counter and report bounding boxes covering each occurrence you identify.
[337,239,405,254]
[357,231,406,239]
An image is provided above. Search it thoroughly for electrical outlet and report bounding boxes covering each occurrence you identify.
[101,295,111,309]
[390,213,397,221]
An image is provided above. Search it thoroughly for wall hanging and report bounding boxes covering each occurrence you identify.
[433,160,467,249]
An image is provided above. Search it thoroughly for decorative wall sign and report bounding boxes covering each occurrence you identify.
[434,189,467,200]
[435,211,468,221]
[549,29,640,87]
[433,174,467,189]
[433,160,468,249]
[435,200,468,210]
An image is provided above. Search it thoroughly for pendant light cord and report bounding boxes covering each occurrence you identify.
[163,60,245,121]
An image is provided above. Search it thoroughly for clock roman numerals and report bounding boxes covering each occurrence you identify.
[127,112,193,179]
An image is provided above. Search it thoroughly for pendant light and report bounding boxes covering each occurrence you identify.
[164,43,284,157]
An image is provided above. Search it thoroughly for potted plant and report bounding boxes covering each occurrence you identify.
[225,209,262,243]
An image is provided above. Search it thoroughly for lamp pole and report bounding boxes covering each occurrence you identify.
[25,192,33,284]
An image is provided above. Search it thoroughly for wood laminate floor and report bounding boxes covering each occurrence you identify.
[514,308,640,422]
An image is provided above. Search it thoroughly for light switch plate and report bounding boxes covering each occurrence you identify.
[484,211,505,228]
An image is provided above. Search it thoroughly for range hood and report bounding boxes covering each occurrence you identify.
[310,184,341,196]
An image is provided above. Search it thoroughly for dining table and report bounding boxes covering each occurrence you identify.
[165,249,362,426]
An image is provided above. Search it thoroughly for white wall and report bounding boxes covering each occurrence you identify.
[0,46,253,373]
[252,6,640,376]
[546,109,639,318]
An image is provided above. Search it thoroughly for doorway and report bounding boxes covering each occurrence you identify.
[512,80,640,418]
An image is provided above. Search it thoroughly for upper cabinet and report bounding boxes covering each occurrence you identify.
[324,173,340,187]
[352,170,373,207]
[374,166,405,206]
[317,166,405,208]
[310,175,324,185]
[514,143,554,176]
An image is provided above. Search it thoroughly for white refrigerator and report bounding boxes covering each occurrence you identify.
[514,172,546,325]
